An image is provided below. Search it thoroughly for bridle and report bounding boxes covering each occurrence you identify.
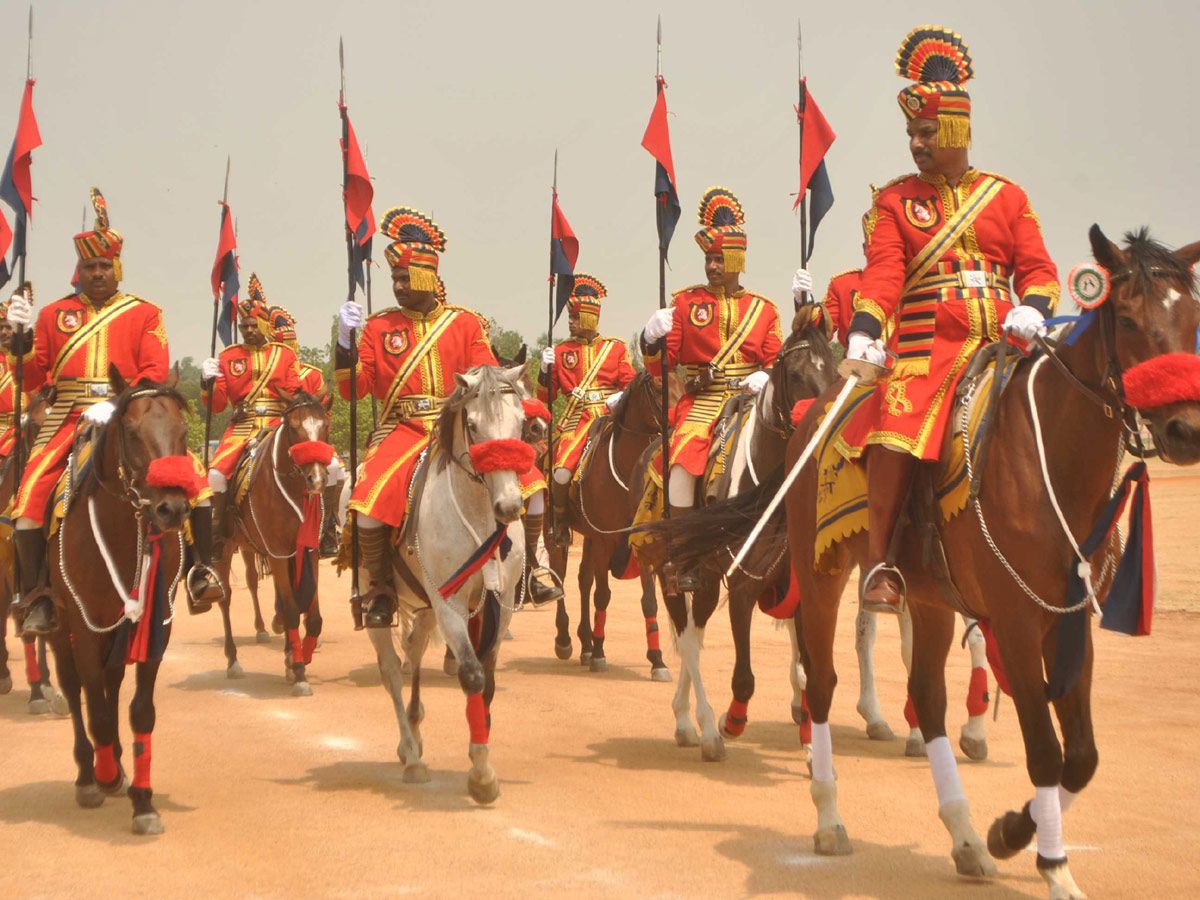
[93,387,190,510]
[756,330,827,439]
[274,394,331,482]
[442,383,523,483]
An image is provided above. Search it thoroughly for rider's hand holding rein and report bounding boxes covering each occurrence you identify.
[1002,305,1047,342]
[743,370,769,394]
[337,300,365,349]
[846,331,888,367]
[642,307,675,344]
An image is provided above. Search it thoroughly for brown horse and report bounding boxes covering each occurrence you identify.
[46,366,197,834]
[544,370,682,680]
[214,390,332,694]
[665,226,1200,898]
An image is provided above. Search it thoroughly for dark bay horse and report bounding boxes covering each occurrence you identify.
[667,226,1200,898]
[545,369,682,679]
[214,390,332,694]
[47,366,198,834]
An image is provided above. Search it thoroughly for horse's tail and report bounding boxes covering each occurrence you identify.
[638,468,787,573]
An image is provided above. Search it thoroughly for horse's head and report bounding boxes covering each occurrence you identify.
[1089,225,1200,464]
[770,307,837,422]
[610,370,683,437]
[277,388,333,496]
[439,363,531,524]
[99,363,196,533]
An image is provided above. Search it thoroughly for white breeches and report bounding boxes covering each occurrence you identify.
[667,465,696,508]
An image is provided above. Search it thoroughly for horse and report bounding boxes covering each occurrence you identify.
[46,365,200,834]
[214,390,333,694]
[0,389,67,714]
[665,226,1200,899]
[364,364,530,803]
[544,369,682,680]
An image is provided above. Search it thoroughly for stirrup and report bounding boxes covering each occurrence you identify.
[860,562,906,614]
[363,586,399,629]
[16,591,57,637]
[525,566,564,608]
[186,564,224,614]
[660,561,699,597]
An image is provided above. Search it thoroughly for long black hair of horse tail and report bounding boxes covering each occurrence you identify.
[637,468,788,573]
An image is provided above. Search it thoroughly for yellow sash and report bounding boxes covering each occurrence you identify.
[710,294,766,372]
[243,345,285,406]
[559,339,616,429]
[50,295,141,381]
[902,175,1004,295]
[379,309,460,423]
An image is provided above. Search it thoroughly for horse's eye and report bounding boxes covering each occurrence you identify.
[1117,315,1140,333]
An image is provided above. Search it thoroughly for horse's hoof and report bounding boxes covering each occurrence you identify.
[701,735,726,762]
[292,681,313,697]
[467,772,500,805]
[1040,860,1087,900]
[791,703,807,727]
[28,698,49,715]
[905,734,927,757]
[650,666,672,683]
[75,784,105,809]
[132,812,164,835]
[442,656,459,677]
[554,639,572,660]
[579,651,592,667]
[285,667,296,684]
[255,631,271,644]
[100,775,129,797]
[49,687,69,717]
[959,733,988,761]
[987,810,1035,860]
[0,674,12,695]
[271,615,284,635]
[865,720,896,742]
[813,825,852,856]
[589,657,608,673]
[674,727,700,748]
[503,629,514,641]
[401,659,413,676]
[226,661,244,679]
[951,840,997,878]
[403,763,431,784]
[719,715,744,741]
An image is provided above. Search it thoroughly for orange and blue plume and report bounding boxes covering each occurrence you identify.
[895,26,973,86]
[697,187,745,228]
[247,272,267,305]
[90,187,109,230]
[379,207,447,253]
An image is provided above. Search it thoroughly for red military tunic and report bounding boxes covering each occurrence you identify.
[337,301,496,529]
[205,342,302,479]
[0,357,24,457]
[842,168,1058,459]
[538,335,635,473]
[297,361,325,396]
[11,292,169,524]
[821,268,862,348]
[645,285,782,474]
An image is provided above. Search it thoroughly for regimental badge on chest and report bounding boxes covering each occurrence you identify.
[56,309,83,334]
[561,349,579,370]
[902,197,942,231]
[689,301,716,328]
[229,358,248,377]
[384,330,410,355]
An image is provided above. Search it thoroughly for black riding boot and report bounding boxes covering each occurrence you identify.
[359,526,396,628]
[319,483,342,559]
[186,503,224,614]
[861,447,919,614]
[15,529,54,636]
[548,478,571,548]
[522,511,562,607]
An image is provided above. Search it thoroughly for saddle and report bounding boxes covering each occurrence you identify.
[229,426,276,536]
[703,393,755,505]
[47,422,101,535]
[568,413,614,496]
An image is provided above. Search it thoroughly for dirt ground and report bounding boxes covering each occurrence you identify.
[2,458,1198,899]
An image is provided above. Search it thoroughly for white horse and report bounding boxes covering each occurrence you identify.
[363,364,529,803]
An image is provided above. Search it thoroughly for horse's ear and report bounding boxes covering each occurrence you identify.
[504,362,531,386]
[278,388,295,406]
[1089,223,1128,272]
[166,363,180,391]
[320,387,333,411]
[1174,241,1200,270]
[108,363,128,396]
[454,372,470,390]
[515,344,528,365]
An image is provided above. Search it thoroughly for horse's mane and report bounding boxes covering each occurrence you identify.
[1123,228,1196,296]
[607,370,654,426]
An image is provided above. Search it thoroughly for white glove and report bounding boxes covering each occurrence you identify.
[1003,305,1046,342]
[541,347,555,368]
[201,357,220,381]
[791,268,814,299]
[337,301,365,349]
[744,370,770,394]
[83,399,116,425]
[642,307,675,343]
[605,391,623,410]
[6,294,32,327]
[846,332,888,367]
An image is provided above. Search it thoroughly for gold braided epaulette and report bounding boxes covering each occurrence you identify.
[976,169,1015,186]
[877,173,917,195]
[672,284,708,298]
[827,268,863,284]
[366,306,401,320]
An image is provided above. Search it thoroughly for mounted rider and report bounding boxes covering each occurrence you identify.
[540,273,636,547]
[267,297,344,558]
[200,282,303,599]
[840,26,1059,613]
[639,186,782,590]
[0,299,27,459]
[334,207,498,628]
[6,189,218,633]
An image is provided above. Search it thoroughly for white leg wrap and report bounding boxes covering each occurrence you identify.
[927,736,966,808]
[1030,785,1065,860]
[1058,785,1077,815]
[208,469,228,493]
[525,492,545,516]
[552,467,571,485]
[667,465,696,509]
[964,617,988,667]
[811,721,835,783]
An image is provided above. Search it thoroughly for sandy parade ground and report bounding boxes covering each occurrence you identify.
[2,458,1199,899]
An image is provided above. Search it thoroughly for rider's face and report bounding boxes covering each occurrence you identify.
[704,251,725,285]
[239,317,265,345]
[79,257,118,302]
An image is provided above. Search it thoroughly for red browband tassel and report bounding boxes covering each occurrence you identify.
[289,440,335,467]
[522,398,552,422]
[469,438,535,474]
[146,455,203,498]
[1123,353,1200,408]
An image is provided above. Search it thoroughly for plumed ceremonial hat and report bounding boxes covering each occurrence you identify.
[380,207,447,294]
[694,187,747,274]
[237,276,272,336]
[896,26,974,148]
[269,303,299,348]
[73,188,125,280]
[568,273,606,331]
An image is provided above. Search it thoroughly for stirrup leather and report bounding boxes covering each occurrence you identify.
[860,562,907,614]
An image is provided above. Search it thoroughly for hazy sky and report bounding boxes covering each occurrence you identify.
[1,0,1196,362]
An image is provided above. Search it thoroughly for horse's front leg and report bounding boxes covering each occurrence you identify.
[366,623,426,783]
[217,579,242,678]
[854,607,895,741]
[899,607,927,756]
[681,575,723,762]
[959,617,990,761]
[785,618,813,760]
[577,545,594,666]
[660,580,697,747]
[244,548,270,642]
[128,657,164,834]
[50,629,102,808]
[587,541,611,673]
[719,575,756,741]
[546,524,573,660]
[638,570,670,681]
[404,609,437,764]
[80,637,126,798]
[270,558,311,696]
[908,594,995,878]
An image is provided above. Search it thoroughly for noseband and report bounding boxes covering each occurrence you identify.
[94,387,192,510]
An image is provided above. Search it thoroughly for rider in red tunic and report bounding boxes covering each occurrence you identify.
[539,273,636,547]
[640,187,782,589]
[201,290,302,582]
[334,207,497,627]
[0,300,27,458]
[840,27,1059,612]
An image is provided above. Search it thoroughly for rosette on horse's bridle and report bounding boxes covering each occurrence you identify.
[289,440,335,467]
[145,455,205,498]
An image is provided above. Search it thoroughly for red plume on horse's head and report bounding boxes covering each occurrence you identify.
[469,439,535,475]
[146,455,204,498]
[522,398,552,423]
[1123,354,1200,410]
[289,440,335,467]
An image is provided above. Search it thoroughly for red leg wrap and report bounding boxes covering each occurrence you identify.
[301,635,319,666]
[593,610,606,640]
[798,691,812,745]
[466,692,490,744]
[94,744,118,784]
[725,699,749,737]
[645,617,661,651]
[132,732,153,789]
[966,666,989,717]
[903,695,919,729]
[23,640,39,684]
[287,628,303,666]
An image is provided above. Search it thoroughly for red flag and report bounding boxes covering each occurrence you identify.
[7,79,41,216]
[0,210,10,264]
[641,78,677,189]
[797,80,835,199]
[340,104,375,246]
[210,204,238,298]
[550,192,578,272]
